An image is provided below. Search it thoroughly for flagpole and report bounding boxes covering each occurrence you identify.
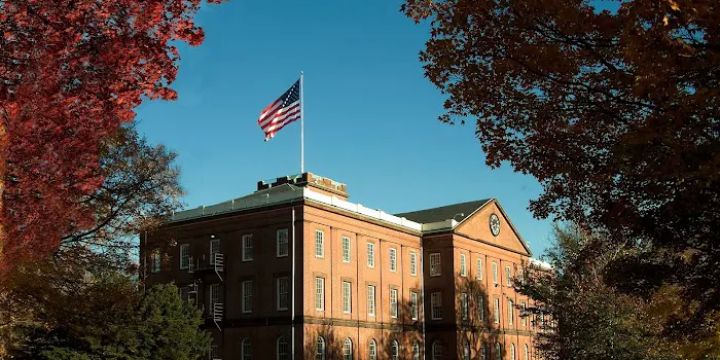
[300,71,305,174]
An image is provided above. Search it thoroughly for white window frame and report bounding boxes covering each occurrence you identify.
[241,338,252,360]
[315,336,326,360]
[390,340,400,360]
[429,253,441,277]
[242,280,253,313]
[389,248,397,272]
[506,265,513,286]
[494,297,501,324]
[179,244,190,270]
[315,277,325,311]
[314,230,324,258]
[150,249,161,273]
[277,277,289,311]
[367,285,376,317]
[460,253,467,277]
[476,258,484,281]
[432,341,443,360]
[209,239,220,265]
[369,339,377,360]
[478,295,485,321]
[409,251,418,276]
[277,336,289,360]
[342,281,352,314]
[242,234,254,262]
[410,291,419,320]
[276,228,289,257]
[367,242,375,268]
[413,342,421,360]
[508,299,515,326]
[341,236,351,263]
[461,292,469,321]
[431,291,443,320]
[390,288,399,318]
[492,261,499,285]
[342,338,353,360]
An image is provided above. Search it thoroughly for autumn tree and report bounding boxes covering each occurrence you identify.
[404,0,720,333]
[0,125,183,355]
[0,0,222,269]
[518,225,678,360]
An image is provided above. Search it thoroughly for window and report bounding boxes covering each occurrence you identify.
[462,340,471,360]
[390,288,399,318]
[367,242,375,268]
[461,292,469,321]
[210,283,220,307]
[368,339,377,360]
[342,281,352,314]
[341,236,351,263]
[460,253,467,277]
[478,295,485,321]
[505,265,513,286]
[511,344,517,360]
[276,228,289,257]
[242,280,253,313]
[389,248,397,272]
[315,336,326,360]
[481,344,488,360]
[210,344,220,360]
[367,285,376,316]
[342,338,353,360]
[277,277,289,311]
[410,291,419,320]
[494,298,501,324]
[242,234,253,261]
[277,336,289,360]
[476,258,484,280]
[179,244,190,269]
[315,277,325,311]
[150,249,161,273]
[495,343,502,360]
[432,341,444,360]
[241,338,252,360]
[315,230,324,258]
[521,302,528,327]
[492,261,499,285]
[524,344,530,360]
[390,340,399,360]
[431,291,443,320]
[508,299,515,327]
[412,342,421,360]
[409,251,418,276]
[209,239,220,265]
[429,253,441,276]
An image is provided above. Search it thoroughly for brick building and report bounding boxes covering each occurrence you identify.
[141,172,541,359]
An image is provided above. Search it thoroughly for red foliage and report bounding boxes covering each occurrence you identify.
[0,0,223,269]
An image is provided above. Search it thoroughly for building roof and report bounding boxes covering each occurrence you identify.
[395,199,492,224]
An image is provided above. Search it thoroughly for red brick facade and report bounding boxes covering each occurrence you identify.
[141,173,539,359]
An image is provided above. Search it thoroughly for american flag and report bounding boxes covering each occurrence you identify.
[258,80,301,141]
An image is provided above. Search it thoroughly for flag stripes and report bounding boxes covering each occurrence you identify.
[258,80,301,141]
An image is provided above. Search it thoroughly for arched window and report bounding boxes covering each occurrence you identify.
[412,342,421,360]
[495,343,502,360]
[390,339,400,360]
[368,339,377,360]
[432,341,444,360]
[241,338,252,360]
[343,338,353,360]
[276,336,289,360]
[463,340,471,360]
[315,336,326,360]
[524,344,530,360]
[511,344,516,360]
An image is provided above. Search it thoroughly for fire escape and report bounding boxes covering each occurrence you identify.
[187,242,225,331]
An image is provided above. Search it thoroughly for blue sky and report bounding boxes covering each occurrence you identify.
[136,0,556,256]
